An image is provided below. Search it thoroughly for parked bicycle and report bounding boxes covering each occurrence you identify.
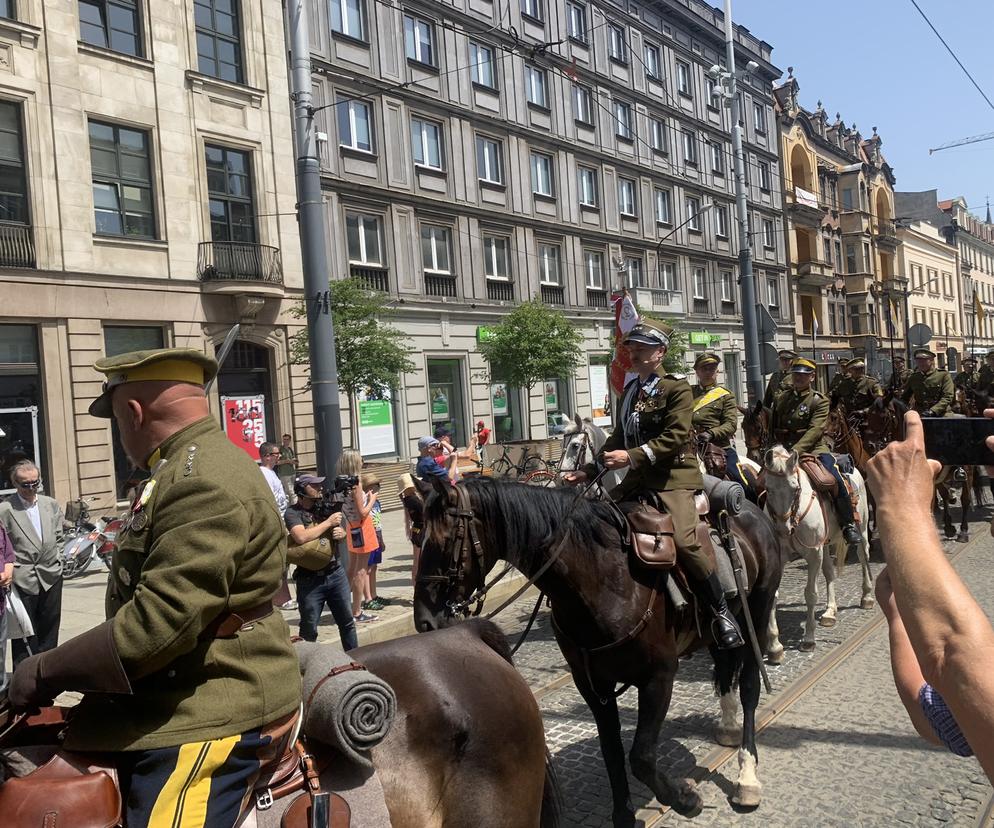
[487,442,558,486]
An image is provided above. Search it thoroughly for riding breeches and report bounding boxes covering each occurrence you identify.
[656,489,712,582]
[818,452,855,525]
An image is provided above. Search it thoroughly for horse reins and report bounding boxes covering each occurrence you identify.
[764,466,829,548]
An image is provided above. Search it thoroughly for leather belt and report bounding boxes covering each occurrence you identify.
[202,602,274,640]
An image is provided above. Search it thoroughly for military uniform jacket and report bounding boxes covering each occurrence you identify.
[833,375,883,411]
[770,387,830,455]
[954,370,981,391]
[691,384,738,448]
[762,370,791,409]
[828,372,847,397]
[64,417,301,752]
[978,364,994,393]
[886,368,912,395]
[584,374,703,493]
[902,368,955,416]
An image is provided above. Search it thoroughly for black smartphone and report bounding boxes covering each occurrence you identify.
[921,417,994,466]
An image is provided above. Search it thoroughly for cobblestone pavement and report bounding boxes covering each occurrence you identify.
[493,520,994,828]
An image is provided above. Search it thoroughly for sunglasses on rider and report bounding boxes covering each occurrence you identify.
[16,478,42,490]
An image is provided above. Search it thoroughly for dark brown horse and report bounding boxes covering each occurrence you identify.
[738,404,770,464]
[0,620,559,828]
[413,477,784,827]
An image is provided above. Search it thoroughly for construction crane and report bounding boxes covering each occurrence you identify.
[930,130,994,154]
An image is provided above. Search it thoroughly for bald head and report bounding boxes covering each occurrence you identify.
[112,380,210,468]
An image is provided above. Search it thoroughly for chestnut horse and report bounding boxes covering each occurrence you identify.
[413,476,784,826]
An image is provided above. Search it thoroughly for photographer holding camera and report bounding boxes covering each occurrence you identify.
[284,474,357,650]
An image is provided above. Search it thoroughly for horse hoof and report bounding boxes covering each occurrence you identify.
[799,640,816,652]
[818,614,837,628]
[732,782,763,809]
[716,725,742,747]
[957,532,970,543]
[671,780,703,818]
[766,648,785,665]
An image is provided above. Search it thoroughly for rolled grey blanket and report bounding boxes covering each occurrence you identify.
[294,642,396,768]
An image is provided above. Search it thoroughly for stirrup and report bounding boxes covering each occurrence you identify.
[712,609,745,650]
[842,523,861,545]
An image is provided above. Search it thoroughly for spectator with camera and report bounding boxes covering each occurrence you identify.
[284,474,357,650]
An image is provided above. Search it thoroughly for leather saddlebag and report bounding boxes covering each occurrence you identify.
[281,791,352,828]
[702,443,727,478]
[799,454,838,495]
[287,536,335,570]
[625,504,677,569]
[0,771,122,828]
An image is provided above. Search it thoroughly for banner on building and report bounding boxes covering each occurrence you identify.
[609,290,639,395]
[222,395,266,459]
[430,386,450,420]
[795,186,819,209]
[544,381,558,410]
[491,383,508,416]
[357,389,396,456]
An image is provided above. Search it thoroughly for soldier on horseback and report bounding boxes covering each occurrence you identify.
[761,348,797,409]
[886,354,912,397]
[564,319,744,649]
[769,358,862,546]
[831,358,883,415]
[691,352,754,501]
[978,351,994,394]
[902,348,954,417]
[954,355,981,392]
[828,356,851,398]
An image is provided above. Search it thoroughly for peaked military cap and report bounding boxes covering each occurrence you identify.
[893,354,906,363]
[790,357,817,374]
[778,349,798,360]
[846,358,866,370]
[694,351,721,368]
[963,356,978,365]
[89,347,218,418]
[624,318,672,347]
[913,348,936,360]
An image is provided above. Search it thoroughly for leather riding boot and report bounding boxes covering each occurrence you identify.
[954,466,967,482]
[9,619,133,712]
[700,572,745,650]
[833,491,861,546]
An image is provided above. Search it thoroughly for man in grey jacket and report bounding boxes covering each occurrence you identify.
[0,461,64,666]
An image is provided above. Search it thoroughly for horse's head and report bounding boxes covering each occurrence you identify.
[412,477,491,633]
[762,445,800,534]
[741,404,769,461]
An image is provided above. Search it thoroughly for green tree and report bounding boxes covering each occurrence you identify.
[612,309,688,373]
[289,278,415,448]
[476,299,585,433]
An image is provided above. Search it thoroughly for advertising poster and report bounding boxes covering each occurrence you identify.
[491,383,508,416]
[430,386,450,421]
[588,365,611,426]
[222,395,266,459]
[357,389,396,456]
[545,381,558,410]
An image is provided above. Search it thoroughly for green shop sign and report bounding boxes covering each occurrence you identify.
[358,399,391,428]
[476,326,495,342]
[689,331,721,346]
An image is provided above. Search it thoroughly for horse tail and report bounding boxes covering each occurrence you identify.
[467,617,514,664]
[540,750,562,828]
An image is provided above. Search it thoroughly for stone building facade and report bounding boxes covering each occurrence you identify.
[0,2,305,504]
[309,0,790,455]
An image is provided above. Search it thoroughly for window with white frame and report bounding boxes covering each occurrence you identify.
[520,0,542,21]
[715,204,728,238]
[677,61,691,96]
[410,117,443,169]
[566,1,586,41]
[758,159,771,191]
[659,260,676,291]
[693,266,707,299]
[644,42,661,79]
[686,195,702,231]
[762,218,776,249]
[682,128,697,164]
[420,224,451,273]
[525,65,548,108]
[655,188,671,224]
[476,135,503,184]
[753,101,766,133]
[530,151,554,197]
[584,248,604,288]
[345,212,382,264]
[608,23,626,62]
[538,243,562,284]
[403,14,435,66]
[720,270,734,303]
[578,166,598,206]
[470,42,496,88]
[337,97,373,151]
[614,100,633,140]
[330,0,366,40]
[483,235,511,280]
[622,255,645,288]
[710,140,724,174]
[650,117,667,152]
[573,84,592,124]
[706,77,718,108]
[767,274,779,308]
[618,177,636,217]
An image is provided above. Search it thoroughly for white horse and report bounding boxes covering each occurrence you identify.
[559,413,627,492]
[762,446,874,651]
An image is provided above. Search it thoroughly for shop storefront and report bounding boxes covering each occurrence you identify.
[0,324,45,495]
[587,355,612,427]
[543,377,572,436]
[216,341,277,458]
[427,358,468,447]
[490,378,523,443]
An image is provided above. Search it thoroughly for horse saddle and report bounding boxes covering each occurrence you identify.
[0,709,351,828]
[798,454,856,502]
[617,492,712,571]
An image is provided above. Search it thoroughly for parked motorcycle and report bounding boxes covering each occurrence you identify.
[61,498,99,580]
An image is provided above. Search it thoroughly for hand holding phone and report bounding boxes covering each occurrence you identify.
[920,417,994,466]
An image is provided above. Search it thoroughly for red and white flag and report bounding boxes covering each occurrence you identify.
[610,290,640,395]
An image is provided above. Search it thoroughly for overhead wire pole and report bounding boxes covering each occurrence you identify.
[722,0,764,405]
[288,0,343,475]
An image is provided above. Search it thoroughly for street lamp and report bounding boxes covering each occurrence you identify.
[654,203,714,260]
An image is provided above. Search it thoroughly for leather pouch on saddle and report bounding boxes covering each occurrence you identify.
[287,536,335,570]
[799,454,838,496]
[620,502,677,569]
[701,443,727,477]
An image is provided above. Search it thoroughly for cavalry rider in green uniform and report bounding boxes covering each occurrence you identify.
[954,355,981,392]
[902,348,955,417]
[10,348,301,827]
[828,356,850,399]
[762,349,798,409]
[769,358,862,546]
[886,354,912,397]
[564,320,743,649]
[831,358,883,414]
[690,352,754,500]
[978,351,994,394]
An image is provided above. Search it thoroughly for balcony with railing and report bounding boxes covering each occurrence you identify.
[796,258,835,287]
[486,279,514,302]
[540,284,565,305]
[0,222,35,268]
[874,218,899,249]
[692,297,710,316]
[350,264,389,292]
[628,286,684,316]
[785,186,824,228]
[424,272,457,298]
[197,241,283,294]
[585,288,608,309]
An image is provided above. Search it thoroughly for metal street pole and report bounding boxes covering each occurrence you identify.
[723,0,764,405]
[288,0,343,475]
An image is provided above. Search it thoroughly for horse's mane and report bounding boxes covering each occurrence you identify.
[461,477,617,569]
[765,444,792,474]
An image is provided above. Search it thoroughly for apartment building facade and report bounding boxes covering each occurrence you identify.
[310,0,790,455]
[0,1,304,504]
[775,70,900,388]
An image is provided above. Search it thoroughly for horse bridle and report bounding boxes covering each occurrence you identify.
[763,465,827,546]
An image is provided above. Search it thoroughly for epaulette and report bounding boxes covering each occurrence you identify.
[665,373,687,381]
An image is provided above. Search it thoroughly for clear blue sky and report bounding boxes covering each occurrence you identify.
[733,0,994,220]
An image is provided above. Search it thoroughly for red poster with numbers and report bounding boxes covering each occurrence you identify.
[221,395,267,459]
